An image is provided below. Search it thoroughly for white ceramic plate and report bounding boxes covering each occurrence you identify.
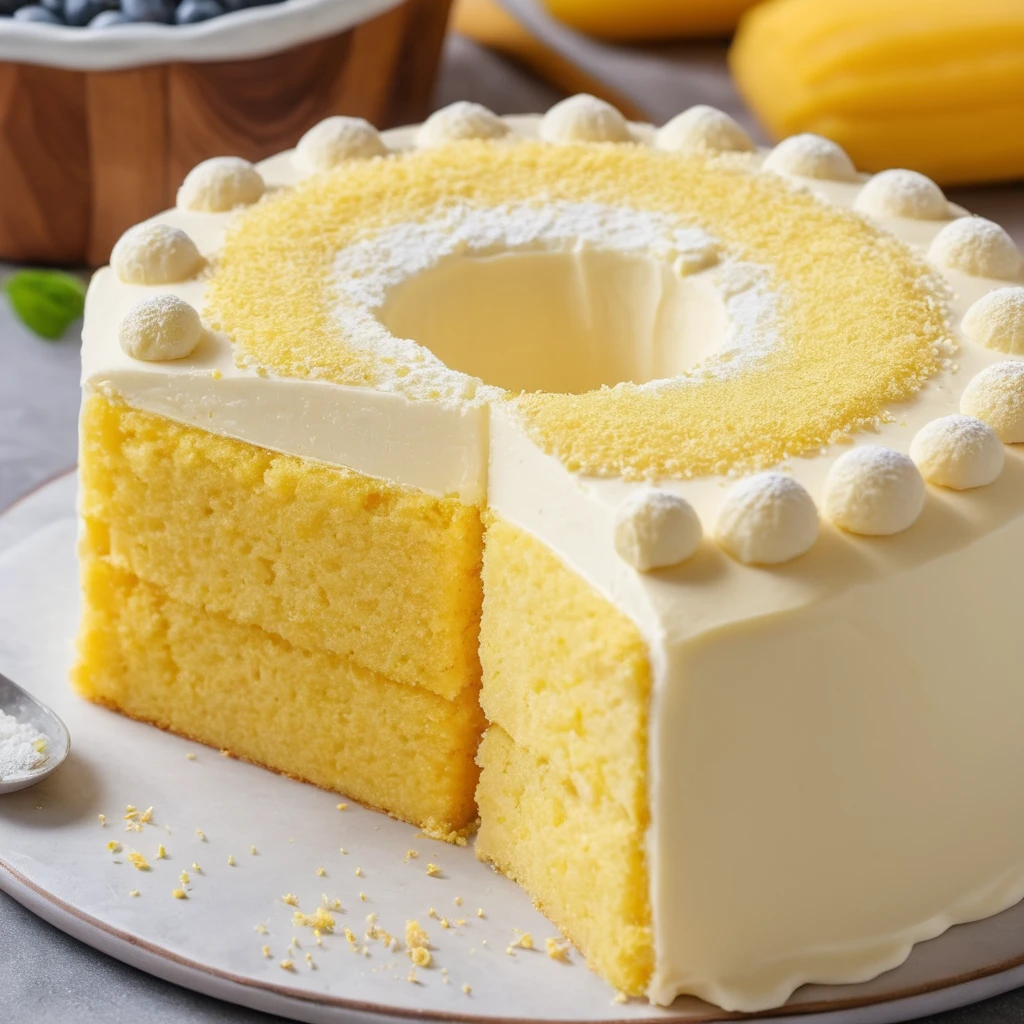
[2,472,1024,1024]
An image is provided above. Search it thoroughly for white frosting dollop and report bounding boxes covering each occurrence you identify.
[928,217,1024,280]
[961,287,1024,355]
[655,105,754,155]
[416,102,510,147]
[761,133,858,182]
[539,94,632,145]
[960,361,1024,442]
[295,116,387,172]
[110,222,204,285]
[714,473,818,566]
[910,415,1005,490]
[176,156,265,213]
[118,295,203,362]
[823,446,925,536]
[613,490,702,571]
[854,169,948,220]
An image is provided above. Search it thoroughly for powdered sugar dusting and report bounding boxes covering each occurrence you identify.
[0,709,47,781]
[330,200,782,403]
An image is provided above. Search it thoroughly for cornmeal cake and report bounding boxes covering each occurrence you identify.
[76,97,1024,1010]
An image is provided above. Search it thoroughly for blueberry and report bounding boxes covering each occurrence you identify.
[175,0,224,23]
[12,4,63,20]
[89,7,128,25]
[120,0,175,22]
[64,0,116,26]
[221,0,282,10]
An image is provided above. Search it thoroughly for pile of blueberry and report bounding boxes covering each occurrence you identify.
[1,0,286,27]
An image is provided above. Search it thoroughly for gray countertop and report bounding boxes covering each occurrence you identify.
[2,27,1024,1024]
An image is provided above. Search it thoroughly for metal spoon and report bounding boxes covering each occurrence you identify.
[0,672,70,794]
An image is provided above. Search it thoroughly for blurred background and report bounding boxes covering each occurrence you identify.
[1,0,1023,1019]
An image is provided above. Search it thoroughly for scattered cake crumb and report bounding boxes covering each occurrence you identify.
[250,845,258,855]
[262,945,271,958]
[282,893,299,906]
[139,807,153,824]
[454,896,463,907]
[462,984,472,995]
[305,952,314,968]
[186,753,196,761]
[428,908,437,919]
[195,829,206,842]
[98,814,106,827]
[425,863,440,877]
[255,923,268,935]
[612,991,628,1005]
[546,937,571,962]
[172,889,187,900]
[279,960,294,971]
[340,847,347,855]
[126,851,149,871]
[192,862,201,873]
[409,946,431,968]
[316,866,325,877]
[336,803,347,811]
[511,931,534,950]
[179,871,190,885]
[344,927,357,945]
[359,892,367,902]
[441,918,451,930]
[106,841,121,853]
[405,920,430,950]
[293,907,335,933]
[129,889,140,898]
[227,854,236,867]
[156,844,167,860]
[477,908,484,918]
[355,866,363,877]
[219,749,230,757]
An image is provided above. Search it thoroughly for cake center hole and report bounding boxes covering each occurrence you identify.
[377,249,726,394]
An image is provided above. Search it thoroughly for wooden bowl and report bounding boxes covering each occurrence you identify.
[0,0,452,266]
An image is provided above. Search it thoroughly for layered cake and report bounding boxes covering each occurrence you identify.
[75,97,1024,1010]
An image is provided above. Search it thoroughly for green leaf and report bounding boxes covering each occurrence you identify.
[3,270,86,341]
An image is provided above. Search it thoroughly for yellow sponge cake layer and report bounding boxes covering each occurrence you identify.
[78,394,483,700]
[476,517,653,995]
[74,557,483,835]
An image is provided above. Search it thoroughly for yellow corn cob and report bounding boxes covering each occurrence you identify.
[730,0,1024,185]
[541,0,760,41]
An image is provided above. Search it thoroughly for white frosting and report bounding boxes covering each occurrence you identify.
[119,295,203,362]
[415,102,510,147]
[714,473,818,565]
[910,415,1004,490]
[613,490,702,571]
[928,217,1024,280]
[761,133,858,182]
[854,169,948,220]
[962,287,1024,354]
[539,94,632,145]
[0,0,402,72]
[177,157,265,213]
[295,117,388,173]
[81,115,1024,1013]
[961,361,1024,442]
[111,223,204,286]
[822,445,925,536]
[655,106,754,155]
